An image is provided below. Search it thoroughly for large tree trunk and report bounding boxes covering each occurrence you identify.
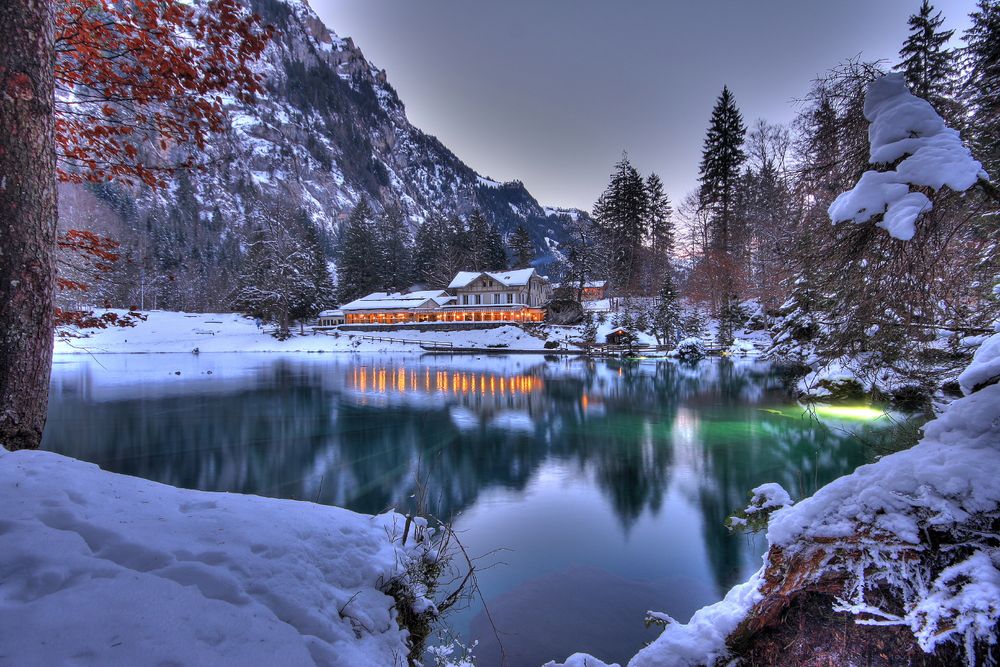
[0,0,57,451]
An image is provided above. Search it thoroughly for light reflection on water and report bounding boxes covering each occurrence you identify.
[44,354,899,667]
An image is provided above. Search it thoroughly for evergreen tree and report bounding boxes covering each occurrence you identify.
[592,154,648,291]
[232,213,317,338]
[896,0,957,114]
[581,312,598,344]
[290,220,336,333]
[646,173,674,257]
[633,306,650,335]
[467,210,508,270]
[484,220,509,270]
[680,306,707,339]
[334,200,380,303]
[439,215,474,281]
[373,207,414,293]
[645,172,674,294]
[698,86,747,255]
[652,272,681,348]
[511,224,535,267]
[697,86,747,345]
[413,217,449,286]
[964,0,1000,176]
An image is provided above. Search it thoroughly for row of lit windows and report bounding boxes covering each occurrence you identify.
[344,308,545,325]
[350,367,543,395]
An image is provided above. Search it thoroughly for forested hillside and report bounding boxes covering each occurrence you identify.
[56,0,583,313]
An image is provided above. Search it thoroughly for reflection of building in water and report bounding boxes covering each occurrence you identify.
[347,365,543,413]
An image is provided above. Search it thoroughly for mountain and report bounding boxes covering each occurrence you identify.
[57,0,588,311]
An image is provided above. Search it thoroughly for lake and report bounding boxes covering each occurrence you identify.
[44,354,896,666]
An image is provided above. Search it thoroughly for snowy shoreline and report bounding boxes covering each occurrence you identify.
[54,310,559,356]
[0,447,431,666]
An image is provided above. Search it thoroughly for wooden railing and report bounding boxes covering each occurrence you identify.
[315,329,454,349]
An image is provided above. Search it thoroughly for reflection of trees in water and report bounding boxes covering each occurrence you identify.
[45,358,879,573]
[44,382,337,499]
[328,405,546,518]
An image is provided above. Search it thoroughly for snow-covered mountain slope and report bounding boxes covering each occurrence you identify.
[58,0,588,269]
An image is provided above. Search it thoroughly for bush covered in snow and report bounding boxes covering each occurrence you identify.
[726,338,759,357]
[674,337,707,361]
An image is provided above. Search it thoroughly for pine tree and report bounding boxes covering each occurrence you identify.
[698,86,747,345]
[289,221,336,333]
[581,312,598,344]
[511,224,535,267]
[592,154,648,291]
[232,218,316,338]
[373,207,414,293]
[484,221,508,270]
[896,1,957,114]
[652,272,681,348]
[646,173,674,257]
[698,86,747,255]
[964,0,1000,176]
[467,210,507,270]
[413,217,449,285]
[335,200,380,303]
[445,216,472,275]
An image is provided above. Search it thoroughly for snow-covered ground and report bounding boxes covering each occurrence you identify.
[55,310,558,354]
[0,447,429,666]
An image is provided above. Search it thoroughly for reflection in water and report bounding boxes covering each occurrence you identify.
[350,365,543,398]
[44,355,899,667]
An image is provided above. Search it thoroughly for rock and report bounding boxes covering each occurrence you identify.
[545,299,584,325]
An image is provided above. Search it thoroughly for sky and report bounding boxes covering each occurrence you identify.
[310,0,977,212]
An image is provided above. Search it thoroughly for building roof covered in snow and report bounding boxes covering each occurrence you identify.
[448,268,541,289]
[340,290,454,311]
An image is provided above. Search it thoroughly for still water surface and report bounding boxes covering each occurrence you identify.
[45,354,896,666]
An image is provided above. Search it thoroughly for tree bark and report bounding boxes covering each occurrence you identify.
[0,0,56,451]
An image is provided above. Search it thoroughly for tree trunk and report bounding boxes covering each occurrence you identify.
[0,0,57,451]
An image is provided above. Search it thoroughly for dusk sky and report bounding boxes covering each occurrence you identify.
[312,0,977,211]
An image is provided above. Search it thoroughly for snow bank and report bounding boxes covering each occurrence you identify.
[546,572,765,667]
[828,73,987,240]
[768,382,1000,547]
[726,338,759,357]
[0,448,425,666]
[628,573,764,667]
[958,332,1000,394]
[54,310,554,354]
[744,483,793,515]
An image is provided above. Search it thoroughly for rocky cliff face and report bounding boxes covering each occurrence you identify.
[59,0,585,287]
